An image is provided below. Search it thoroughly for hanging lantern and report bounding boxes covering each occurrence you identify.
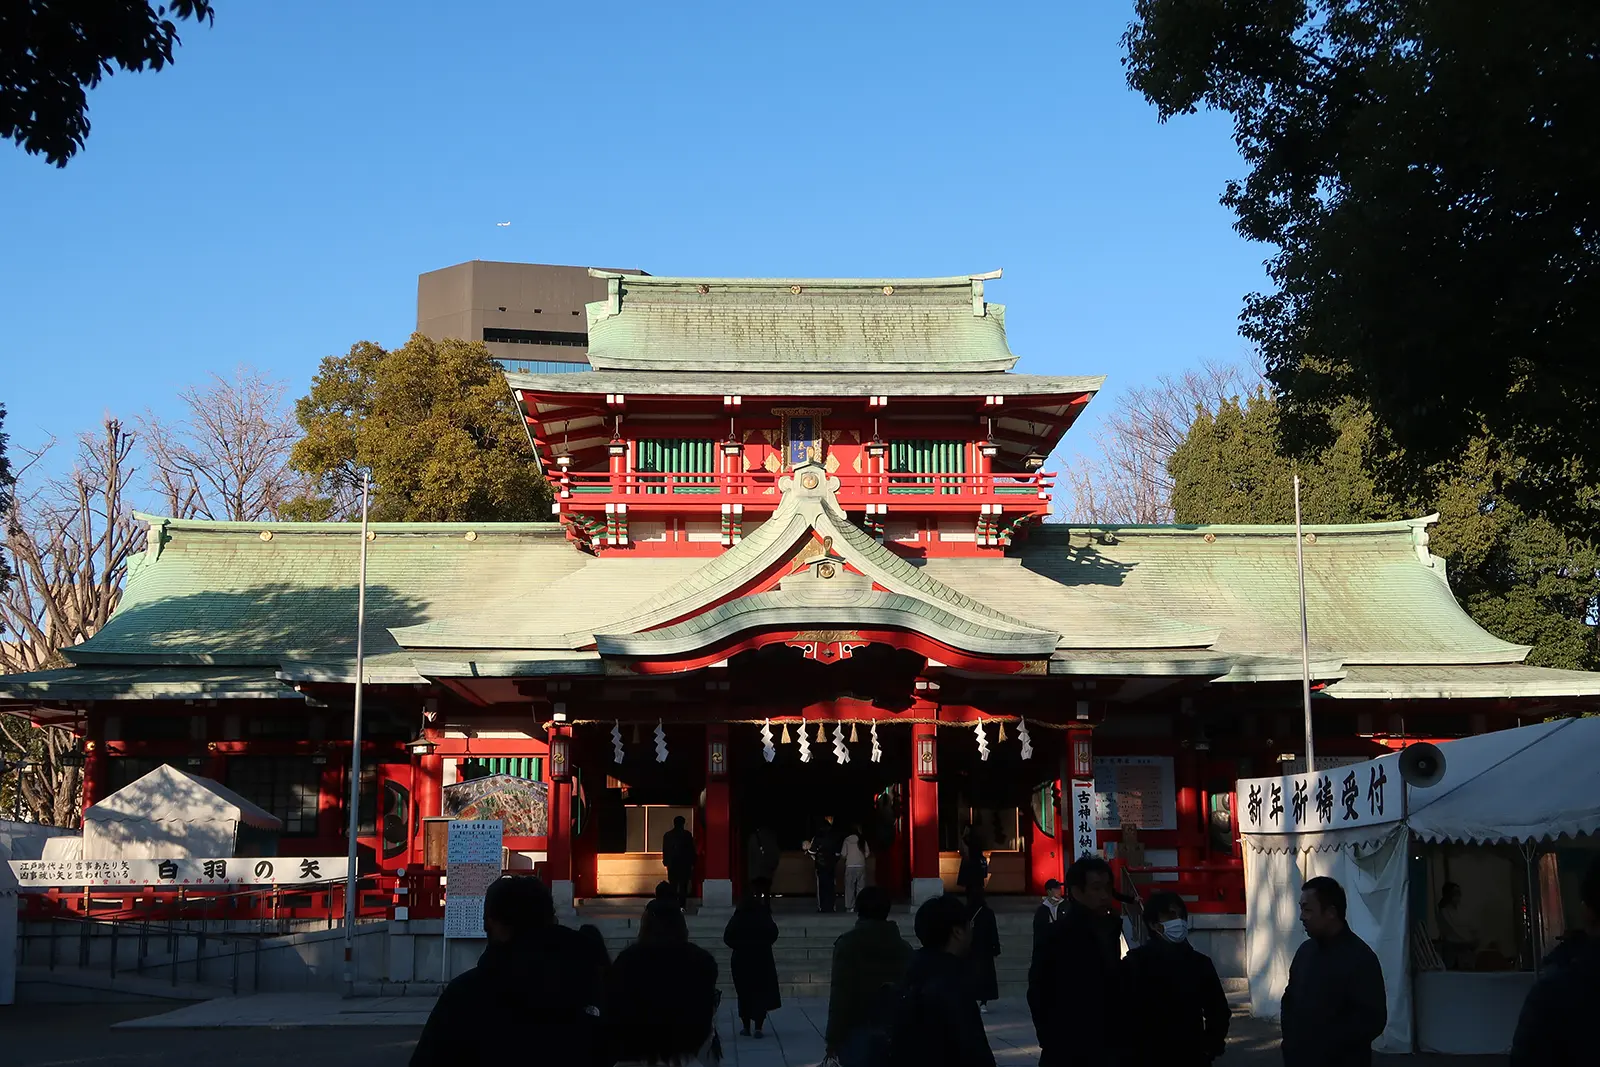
[608,437,627,458]
[708,737,728,779]
[549,734,572,783]
[866,437,888,458]
[915,730,937,780]
[1023,450,1047,471]
[979,440,1000,459]
[1072,732,1093,778]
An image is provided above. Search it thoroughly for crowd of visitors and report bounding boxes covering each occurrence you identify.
[409,849,1600,1066]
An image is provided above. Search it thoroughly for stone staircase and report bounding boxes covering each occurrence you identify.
[577,903,1039,999]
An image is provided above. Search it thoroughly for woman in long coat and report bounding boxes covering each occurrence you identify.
[722,884,782,1038]
[967,887,1001,1011]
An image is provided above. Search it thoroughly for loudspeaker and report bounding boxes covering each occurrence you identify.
[1399,742,1446,788]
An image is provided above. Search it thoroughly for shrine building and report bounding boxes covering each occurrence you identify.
[6,270,1600,911]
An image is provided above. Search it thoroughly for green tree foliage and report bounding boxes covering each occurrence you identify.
[2,1,216,166]
[1124,2,1600,528]
[1170,392,1600,670]
[285,334,551,523]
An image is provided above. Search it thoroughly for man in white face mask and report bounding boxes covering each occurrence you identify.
[1117,891,1231,1066]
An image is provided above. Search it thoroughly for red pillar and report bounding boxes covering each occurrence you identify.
[704,724,731,906]
[81,738,106,811]
[413,750,442,866]
[909,726,941,900]
[545,727,572,903]
[1176,749,1203,872]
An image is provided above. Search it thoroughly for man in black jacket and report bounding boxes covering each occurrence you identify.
[1280,876,1387,1067]
[411,875,602,1067]
[1510,859,1600,1066]
[660,815,695,907]
[1119,890,1230,1065]
[1028,855,1123,1067]
[887,893,995,1067]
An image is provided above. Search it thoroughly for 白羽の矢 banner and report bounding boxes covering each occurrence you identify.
[7,856,348,887]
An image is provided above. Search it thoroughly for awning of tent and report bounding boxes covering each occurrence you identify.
[89,764,281,831]
[1406,717,1600,845]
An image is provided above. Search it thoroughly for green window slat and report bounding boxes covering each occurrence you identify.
[637,438,717,494]
[889,440,966,495]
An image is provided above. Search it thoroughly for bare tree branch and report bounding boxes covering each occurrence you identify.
[138,366,302,521]
[1055,360,1262,524]
[1,418,139,825]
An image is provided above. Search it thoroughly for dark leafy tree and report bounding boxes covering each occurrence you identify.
[1170,391,1600,671]
[1124,2,1600,527]
[2,1,216,166]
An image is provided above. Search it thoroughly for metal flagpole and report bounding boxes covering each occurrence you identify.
[1293,474,1316,772]
[342,471,371,991]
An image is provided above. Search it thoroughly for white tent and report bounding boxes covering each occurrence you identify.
[1408,717,1600,845]
[1,821,79,1006]
[1240,718,1600,1056]
[82,764,281,860]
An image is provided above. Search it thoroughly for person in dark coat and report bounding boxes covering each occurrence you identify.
[748,825,780,887]
[411,875,602,1067]
[609,900,721,1066]
[1510,859,1600,1066]
[660,815,696,907]
[886,893,996,1067]
[1032,878,1063,954]
[1028,854,1123,1067]
[825,885,913,1065]
[723,880,782,1038]
[966,886,1001,1011]
[1118,890,1230,1066]
[955,826,988,894]
[808,815,840,912]
[1280,876,1387,1067]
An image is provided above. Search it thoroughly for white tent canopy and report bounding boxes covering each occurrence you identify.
[83,764,281,860]
[1407,716,1600,845]
[1241,718,1599,1056]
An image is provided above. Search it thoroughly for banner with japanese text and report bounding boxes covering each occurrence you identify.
[8,856,348,887]
[444,819,503,939]
[1236,753,1402,835]
[1068,778,1099,860]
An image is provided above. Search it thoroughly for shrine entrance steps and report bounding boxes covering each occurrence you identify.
[575,900,1040,999]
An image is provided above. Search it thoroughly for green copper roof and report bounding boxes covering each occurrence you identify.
[506,369,1104,399]
[64,516,583,667]
[582,270,1022,374]
[1320,664,1600,699]
[919,517,1529,666]
[396,462,1055,651]
[0,666,298,703]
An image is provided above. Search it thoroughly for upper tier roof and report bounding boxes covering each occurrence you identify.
[583,270,1021,373]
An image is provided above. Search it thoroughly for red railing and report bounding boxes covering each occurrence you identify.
[1111,860,1246,915]
[554,469,1055,508]
[19,876,403,924]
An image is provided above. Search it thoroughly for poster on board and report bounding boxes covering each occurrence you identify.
[1093,756,1177,830]
[444,820,503,940]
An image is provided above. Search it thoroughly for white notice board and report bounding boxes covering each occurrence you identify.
[444,820,503,940]
[1093,756,1177,831]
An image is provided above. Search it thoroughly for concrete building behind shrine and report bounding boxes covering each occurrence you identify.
[6,268,1600,912]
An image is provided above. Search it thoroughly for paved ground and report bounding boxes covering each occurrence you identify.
[4,995,1508,1066]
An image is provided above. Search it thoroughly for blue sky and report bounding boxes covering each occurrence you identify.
[0,1,1264,489]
